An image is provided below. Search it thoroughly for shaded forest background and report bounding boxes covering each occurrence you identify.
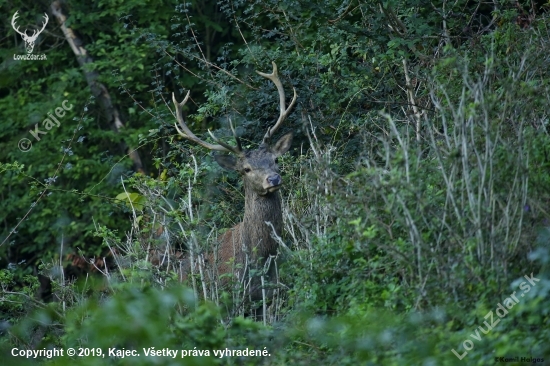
[1,0,550,365]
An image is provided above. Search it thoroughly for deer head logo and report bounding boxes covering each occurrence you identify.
[11,11,49,54]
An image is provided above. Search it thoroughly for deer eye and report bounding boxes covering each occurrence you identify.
[244,168,251,173]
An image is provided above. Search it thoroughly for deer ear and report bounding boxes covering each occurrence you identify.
[214,154,238,171]
[271,132,293,157]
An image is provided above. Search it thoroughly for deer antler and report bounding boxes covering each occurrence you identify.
[35,13,49,39]
[256,62,297,144]
[11,11,49,40]
[11,11,26,37]
[172,92,242,154]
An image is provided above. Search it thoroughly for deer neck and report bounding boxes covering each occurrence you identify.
[242,182,282,260]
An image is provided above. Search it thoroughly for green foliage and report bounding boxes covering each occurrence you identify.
[2,0,550,365]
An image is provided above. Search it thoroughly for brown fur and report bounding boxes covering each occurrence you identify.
[197,134,293,299]
[173,62,296,302]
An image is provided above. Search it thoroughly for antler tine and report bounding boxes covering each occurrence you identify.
[208,119,242,154]
[207,117,242,153]
[172,92,241,154]
[256,61,297,144]
[228,117,242,151]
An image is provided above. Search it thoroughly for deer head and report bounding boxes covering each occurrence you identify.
[172,62,297,296]
[172,62,296,197]
[12,11,49,54]
[212,133,293,196]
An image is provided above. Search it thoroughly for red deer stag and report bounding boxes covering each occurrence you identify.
[172,62,296,305]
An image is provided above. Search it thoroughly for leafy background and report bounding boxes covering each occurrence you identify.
[1,0,550,365]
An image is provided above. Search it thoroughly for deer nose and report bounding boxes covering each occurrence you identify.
[267,174,281,186]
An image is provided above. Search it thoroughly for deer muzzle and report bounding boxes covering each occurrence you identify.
[266,174,282,189]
